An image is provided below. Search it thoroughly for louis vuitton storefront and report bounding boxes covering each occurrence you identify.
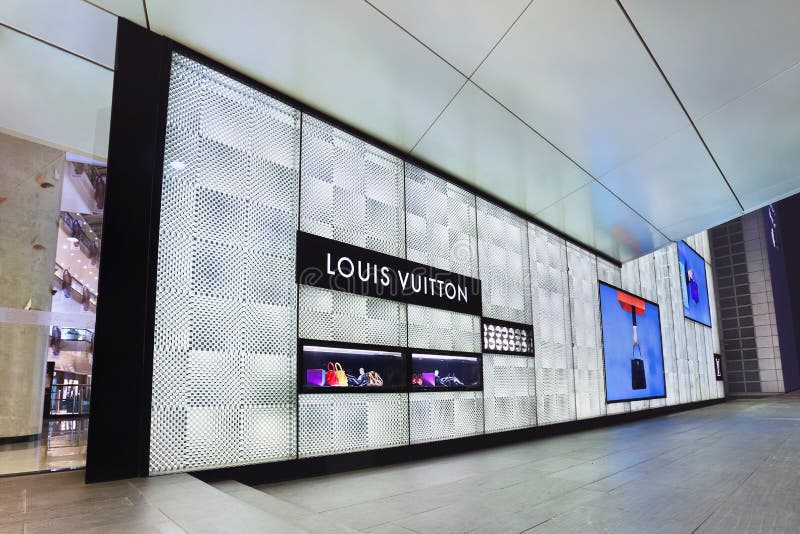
[86,20,724,483]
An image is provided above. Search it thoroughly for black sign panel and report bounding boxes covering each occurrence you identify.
[481,317,534,356]
[714,353,724,381]
[296,231,482,315]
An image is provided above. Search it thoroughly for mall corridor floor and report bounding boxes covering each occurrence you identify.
[1,396,798,533]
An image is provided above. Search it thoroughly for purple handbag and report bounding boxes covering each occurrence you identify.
[422,372,436,387]
[306,369,325,387]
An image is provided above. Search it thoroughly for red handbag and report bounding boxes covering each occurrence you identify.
[325,362,338,386]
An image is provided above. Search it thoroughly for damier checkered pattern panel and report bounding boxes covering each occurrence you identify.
[483,354,536,433]
[566,244,606,419]
[405,164,478,278]
[477,199,531,323]
[597,258,622,287]
[409,391,484,444]
[528,224,576,425]
[149,53,299,474]
[298,285,407,347]
[299,115,405,257]
[407,305,480,352]
[298,393,409,457]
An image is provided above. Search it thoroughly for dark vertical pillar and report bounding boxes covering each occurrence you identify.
[770,201,800,392]
[86,19,171,482]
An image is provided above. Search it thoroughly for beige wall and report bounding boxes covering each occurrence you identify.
[0,133,64,438]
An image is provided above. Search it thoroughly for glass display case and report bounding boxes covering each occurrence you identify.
[300,341,405,392]
[410,351,482,391]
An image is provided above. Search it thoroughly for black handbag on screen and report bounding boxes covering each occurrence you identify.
[631,355,646,390]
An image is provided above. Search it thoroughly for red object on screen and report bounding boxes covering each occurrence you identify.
[617,290,646,315]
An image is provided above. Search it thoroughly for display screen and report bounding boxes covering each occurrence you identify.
[410,352,481,390]
[677,241,712,327]
[300,343,405,392]
[599,282,666,402]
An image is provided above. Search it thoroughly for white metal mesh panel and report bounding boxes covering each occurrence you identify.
[477,199,531,323]
[654,247,679,406]
[483,354,536,433]
[407,305,480,352]
[299,115,405,257]
[620,261,641,294]
[567,244,606,419]
[528,224,576,425]
[409,391,484,444]
[149,53,299,474]
[298,286,407,347]
[597,258,622,287]
[298,393,409,457]
[405,163,478,278]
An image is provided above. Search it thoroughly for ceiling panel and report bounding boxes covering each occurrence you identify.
[697,63,800,211]
[85,0,148,27]
[622,0,800,119]
[0,27,112,159]
[412,81,592,215]
[0,0,117,68]
[598,126,741,240]
[473,0,687,178]
[146,0,466,152]
[535,181,670,262]
[368,0,530,75]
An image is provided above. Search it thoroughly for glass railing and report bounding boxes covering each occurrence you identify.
[47,384,91,416]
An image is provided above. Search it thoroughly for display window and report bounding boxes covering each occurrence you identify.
[410,351,482,391]
[299,341,405,392]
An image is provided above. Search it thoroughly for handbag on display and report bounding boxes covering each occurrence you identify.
[689,279,699,303]
[334,362,347,386]
[631,345,646,390]
[367,371,383,386]
[422,372,436,387]
[306,368,325,387]
[325,362,338,386]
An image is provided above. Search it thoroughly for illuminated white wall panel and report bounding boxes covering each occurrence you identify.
[483,354,536,433]
[147,51,723,475]
[149,53,300,474]
[529,225,575,425]
[567,244,606,419]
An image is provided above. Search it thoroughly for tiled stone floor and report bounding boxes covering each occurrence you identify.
[0,395,798,533]
[0,417,88,476]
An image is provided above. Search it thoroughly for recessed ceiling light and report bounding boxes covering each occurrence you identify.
[67,237,78,243]
[170,161,187,171]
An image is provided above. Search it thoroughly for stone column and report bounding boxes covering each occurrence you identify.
[0,133,64,439]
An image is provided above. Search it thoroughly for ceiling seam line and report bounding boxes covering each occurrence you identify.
[80,0,119,19]
[142,0,151,30]
[0,21,113,71]
[471,80,670,242]
[362,0,469,78]
[615,0,745,212]
[467,0,535,79]
[409,79,469,153]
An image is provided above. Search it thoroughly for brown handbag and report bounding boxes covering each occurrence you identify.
[367,371,383,386]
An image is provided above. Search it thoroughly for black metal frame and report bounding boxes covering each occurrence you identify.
[480,317,535,356]
[85,20,173,483]
[597,280,668,404]
[297,338,407,394]
[676,240,713,328]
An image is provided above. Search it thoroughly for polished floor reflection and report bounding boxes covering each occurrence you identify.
[0,417,87,476]
[1,396,799,532]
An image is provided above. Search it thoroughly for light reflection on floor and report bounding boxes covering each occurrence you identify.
[0,417,87,476]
